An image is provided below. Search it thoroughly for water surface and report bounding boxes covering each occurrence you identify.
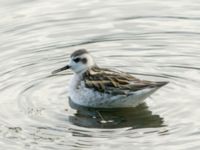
[0,0,200,149]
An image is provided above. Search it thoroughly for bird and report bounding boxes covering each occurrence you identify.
[52,49,168,108]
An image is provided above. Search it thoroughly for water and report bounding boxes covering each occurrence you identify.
[0,0,200,149]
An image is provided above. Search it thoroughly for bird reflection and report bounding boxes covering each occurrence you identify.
[68,100,164,129]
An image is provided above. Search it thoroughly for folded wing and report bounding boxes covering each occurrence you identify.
[83,67,167,95]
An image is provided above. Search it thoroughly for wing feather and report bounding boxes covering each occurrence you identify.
[83,66,156,95]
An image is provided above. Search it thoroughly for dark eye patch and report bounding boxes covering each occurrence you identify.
[81,58,87,64]
[73,58,80,63]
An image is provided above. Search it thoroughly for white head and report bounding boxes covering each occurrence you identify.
[52,49,96,75]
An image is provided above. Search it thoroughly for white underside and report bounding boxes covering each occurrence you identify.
[68,74,159,108]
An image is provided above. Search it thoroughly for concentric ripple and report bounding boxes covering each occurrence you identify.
[1,0,200,149]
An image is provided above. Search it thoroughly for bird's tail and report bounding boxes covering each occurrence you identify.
[151,81,169,89]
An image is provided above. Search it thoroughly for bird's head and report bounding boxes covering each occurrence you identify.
[52,49,96,74]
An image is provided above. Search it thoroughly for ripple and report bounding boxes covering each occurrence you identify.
[119,15,200,21]
[1,0,200,149]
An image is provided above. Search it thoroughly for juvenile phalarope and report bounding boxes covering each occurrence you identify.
[52,49,168,108]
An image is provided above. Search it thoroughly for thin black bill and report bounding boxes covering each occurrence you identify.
[52,65,70,74]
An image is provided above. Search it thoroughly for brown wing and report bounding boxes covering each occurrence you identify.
[83,66,159,95]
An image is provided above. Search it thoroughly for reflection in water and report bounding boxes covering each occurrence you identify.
[1,0,200,149]
[69,100,164,129]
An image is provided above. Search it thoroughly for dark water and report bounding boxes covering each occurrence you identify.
[0,0,200,149]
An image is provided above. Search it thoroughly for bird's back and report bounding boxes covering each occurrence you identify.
[67,66,168,108]
[82,66,167,96]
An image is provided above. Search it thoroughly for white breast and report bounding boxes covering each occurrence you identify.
[68,74,122,107]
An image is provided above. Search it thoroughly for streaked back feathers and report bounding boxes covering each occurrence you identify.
[83,66,168,95]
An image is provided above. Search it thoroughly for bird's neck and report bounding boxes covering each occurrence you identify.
[75,65,97,76]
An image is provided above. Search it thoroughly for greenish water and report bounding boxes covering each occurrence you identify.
[0,0,200,149]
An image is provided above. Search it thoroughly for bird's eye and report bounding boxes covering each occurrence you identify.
[73,58,80,63]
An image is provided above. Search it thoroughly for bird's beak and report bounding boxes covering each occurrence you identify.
[52,65,70,74]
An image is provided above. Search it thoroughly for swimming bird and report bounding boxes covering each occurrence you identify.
[52,49,168,108]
